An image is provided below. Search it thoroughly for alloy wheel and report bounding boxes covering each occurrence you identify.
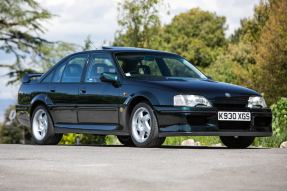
[32,109,48,140]
[131,107,151,143]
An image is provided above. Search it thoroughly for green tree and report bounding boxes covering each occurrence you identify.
[0,0,54,65]
[0,0,86,85]
[161,8,228,68]
[113,0,165,48]
[205,1,271,90]
[253,0,287,106]
[204,42,255,86]
[230,0,270,44]
[0,0,54,84]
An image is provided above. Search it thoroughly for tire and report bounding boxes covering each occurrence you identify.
[129,101,161,148]
[31,104,63,145]
[117,136,135,146]
[153,137,166,147]
[220,136,255,148]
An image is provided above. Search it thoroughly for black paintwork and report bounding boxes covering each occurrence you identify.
[16,47,273,137]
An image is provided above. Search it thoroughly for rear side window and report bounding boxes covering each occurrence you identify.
[52,60,68,82]
[62,54,89,83]
[42,70,55,83]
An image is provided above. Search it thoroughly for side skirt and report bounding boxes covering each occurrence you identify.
[54,124,129,136]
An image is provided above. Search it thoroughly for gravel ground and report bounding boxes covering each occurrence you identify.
[0,144,286,191]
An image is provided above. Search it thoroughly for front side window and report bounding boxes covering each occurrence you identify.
[62,54,89,83]
[85,53,116,82]
[116,53,206,79]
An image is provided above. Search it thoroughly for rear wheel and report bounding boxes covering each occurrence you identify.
[117,136,135,146]
[31,104,63,145]
[220,136,255,148]
[130,101,162,148]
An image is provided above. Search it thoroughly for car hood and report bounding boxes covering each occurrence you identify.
[128,78,261,105]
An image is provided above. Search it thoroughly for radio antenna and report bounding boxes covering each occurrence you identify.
[87,36,97,50]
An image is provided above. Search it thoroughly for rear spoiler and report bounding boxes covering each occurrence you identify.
[22,73,44,83]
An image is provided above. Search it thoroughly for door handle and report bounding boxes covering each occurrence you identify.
[50,87,56,92]
[80,88,86,94]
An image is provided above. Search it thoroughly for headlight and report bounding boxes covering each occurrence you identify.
[248,96,267,108]
[174,95,212,107]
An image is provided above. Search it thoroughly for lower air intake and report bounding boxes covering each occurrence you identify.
[218,121,250,130]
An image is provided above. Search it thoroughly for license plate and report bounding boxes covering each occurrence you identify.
[218,112,251,121]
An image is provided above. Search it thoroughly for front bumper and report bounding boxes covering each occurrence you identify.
[154,106,273,137]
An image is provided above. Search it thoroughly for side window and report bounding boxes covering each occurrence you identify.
[85,53,116,82]
[62,54,89,83]
[42,70,55,83]
[52,60,68,82]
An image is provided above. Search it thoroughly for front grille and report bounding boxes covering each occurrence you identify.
[186,116,208,126]
[214,104,246,109]
[218,121,250,130]
[254,116,272,127]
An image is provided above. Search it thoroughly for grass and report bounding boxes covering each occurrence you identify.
[162,136,222,146]
[252,130,287,148]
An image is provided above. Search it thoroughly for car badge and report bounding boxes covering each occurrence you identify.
[225,93,231,97]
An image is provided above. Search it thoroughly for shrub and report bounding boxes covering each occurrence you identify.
[270,97,287,136]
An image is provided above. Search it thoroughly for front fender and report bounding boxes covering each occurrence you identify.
[124,91,160,105]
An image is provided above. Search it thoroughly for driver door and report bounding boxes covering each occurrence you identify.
[78,53,120,124]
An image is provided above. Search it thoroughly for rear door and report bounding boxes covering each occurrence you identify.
[78,53,120,124]
[47,53,89,124]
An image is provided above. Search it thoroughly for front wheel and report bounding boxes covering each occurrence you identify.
[129,101,162,148]
[31,104,63,145]
[220,136,255,148]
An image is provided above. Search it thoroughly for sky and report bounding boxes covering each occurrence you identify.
[0,0,259,122]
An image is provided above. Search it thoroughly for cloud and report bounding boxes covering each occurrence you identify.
[35,0,259,46]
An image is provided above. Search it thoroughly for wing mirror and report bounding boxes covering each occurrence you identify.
[206,76,212,80]
[100,72,118,83]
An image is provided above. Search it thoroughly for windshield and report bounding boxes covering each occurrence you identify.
[115,53,207,79]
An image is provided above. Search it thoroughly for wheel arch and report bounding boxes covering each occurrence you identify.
[120,92,160,135]
[30,94,53,121]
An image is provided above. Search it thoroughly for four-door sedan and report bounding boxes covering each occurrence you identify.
[16,47,273,148]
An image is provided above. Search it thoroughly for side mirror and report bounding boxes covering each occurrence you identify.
[100,72,118,83]
[206,76,212,80]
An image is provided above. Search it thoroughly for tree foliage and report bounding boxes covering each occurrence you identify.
[160,8,228,68]
[0,0,54,65]
[113,0,165,48]
[271,97,287,136]
[252,0,287,106]
[230,0,270,44]
[204,42,255,85]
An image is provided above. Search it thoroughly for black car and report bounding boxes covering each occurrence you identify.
[16,47,272,148]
